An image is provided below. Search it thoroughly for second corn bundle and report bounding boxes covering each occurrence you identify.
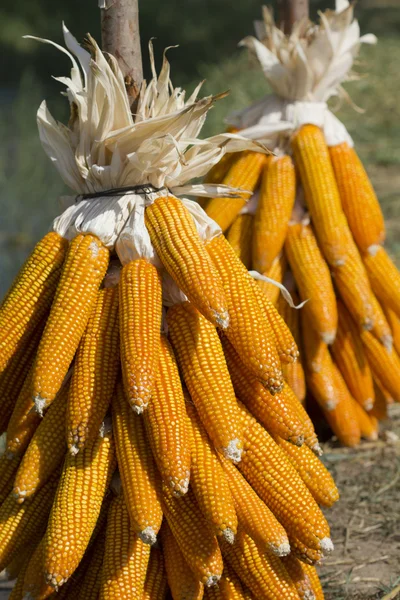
[0,26,336,599]
[203,0,399,447]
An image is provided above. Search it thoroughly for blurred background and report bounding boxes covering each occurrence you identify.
[1,0,400,297]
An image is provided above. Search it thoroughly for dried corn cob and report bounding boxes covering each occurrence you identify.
[289,535,324,566]
[369,293,392,350]
[142,547,168,600]
[282,384,320,453]
[13,382,69,502]
[302,564,325,600]
[220,455,289,556]
[32,233,109,414]
[226,213,253,269]
[144,335,191,496]
[273,437,339,507]
[206,234,283,393]
[302,322,338,411]
[113,382,163,544]
[369,381,388,421]
[0,232,67,373]
[291,124,349,267]
[256,254,287,306]
[99,493,151,600]
[329,142,385,252]
[238,403,332,553]
[285,222,337,343]
[167,302,243,462]
[221,528,300,600]
[253,154,296,272]
[42,425,115,589]
[352,400,378,441]
[76,531,107,600]
[322,366,361,447]
[363,245,400,318]
[331,300,375,410]
[278,292,306,403]
[67,286,119,453]
[282,554,316,600]
[7,549,31,600]
[162,485,224,586]
[383,305,400,356]
[5,538,38,581]
[145,194,229,328]
[204,562,255,599]
[0,453,20,505]
[119,259,162,413]
[22,537,55,600]
[361,330,400,402]
[205,152,267,232]
[161,522,205,600]
[283,360,307,404]
[186,400,238,542]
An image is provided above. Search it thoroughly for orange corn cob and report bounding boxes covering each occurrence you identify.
[291,124,349,267]
[253,154,296,272]
[289,535,324,565]
[369,381,388,421]
[383,305,400,356]
[0,453,20,505]
[285,222,337,343]
[162,486,224,586]
[221,529,300,600]
[331,300,374,410]
[5,537,38,581]
[302,321,338,411]
[0,470,59,572]
[0,232,67,373]
[119,259,162,413]
[75,531,107,600]
[329,142,385,252]
[220,455,289,556]
[145,194,229,328]
[256,253,287,306]
[205,152,239,185]
[32,233,109,414]
[369,293,393,350]
[22,537,55,600]
[67,286,119,453]
[113,382,163,544]
[13,382,69,502]
[282,384,320,453]
[204,562,255,599]
[302,564,325,600]
[167,302,243,462]
[273,437,339,507]
[142,547,168,600]
[161,522,204,600]
[352,400,378,440]
[282,554,316,600]
[206,234,283,393]
[226,213,253,269]
[361,330,400,402]
[186,401,238,542]
[99,494,151,600]
[277,292,306,403]
[43,426,115,589]
[205,151,267,232]
[283,361,307,405]
[322,365,361,447]
[238,403,332,553]
[144,335,191,496]
[222,335,305,446]
[363,245,400,318]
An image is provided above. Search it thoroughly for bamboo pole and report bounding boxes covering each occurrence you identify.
[100,0,143,105]
[278,0,309,33]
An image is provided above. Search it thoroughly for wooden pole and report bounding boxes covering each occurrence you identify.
[278,0,309,34]
[100,0,143,105]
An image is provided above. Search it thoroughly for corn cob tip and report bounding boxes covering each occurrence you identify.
[170,475,190,497]
[363,318,374,332]
[131,401,148,415]
[312,443,323,457]
[69,444,80,456]
[365,398,374,411]
[139,526,158,546]
[214,309,230,330]
[320,537,334,554]
[271,541,291,557]
[382,335,393,352]
[12,488,26,504]
[325,399,338,411]
[265,376,285,395]
[224,438,243,463]
[293,435,305,447]
[46,573,66,589]
[206,575,221,588]
[367,244,380,256]
[304,591,316,600]
[222,527,235,544]
[321,331,336,345]
[33,395,47,417]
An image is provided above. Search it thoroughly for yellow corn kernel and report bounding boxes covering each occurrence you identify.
[67,286,119,453]
[162,485,224,586]
[289,535,324,565]
[283,384,320,453]
[221,528,300,599]
[167,302,243,462]
[32,234,109,414]
[205,152,239,185]
[329,142,385,252]
[0,453,20,506]
[363,245,400,319]
[273,437,339,507]
[291,124,349,267]
[383,305,400,356]
[204,562,255,599]
[113,381,163,544]
[369,381,388,421]
[352,399,378,441]
[119,259,162,413]
[186,401,238,542]
[302,564,325,600]
[283,361,307,405]
[206,234,284,393]
[205,152,268,232]
[43,425,115,590]
[144,335,191,496]
[220,455,289,556]
[285,222,337,343]
[256,253,287,306]
[253,154,296,273]
[278,291,306,403]
[145,194,229,328]
[222,335,305,446]
[161,522,204,600]
[99,493,151,600]
[369,293,393,350]
[226,213,254,269]
[361,330,400,402]
[0,470,59,572]
[142,547,168,600]
[13,382,69,503]
[238,403,332,554]
[75,530,107,600]
[331,300,374,410]
[322,365,361,448]
[0,232,67,373]
[282,554,316,600]
[21,537,55,600]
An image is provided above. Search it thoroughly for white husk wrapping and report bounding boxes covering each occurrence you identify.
[227,0,377,149]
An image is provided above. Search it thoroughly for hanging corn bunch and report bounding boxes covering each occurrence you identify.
[203,0,397,449]
[0,22,338,599]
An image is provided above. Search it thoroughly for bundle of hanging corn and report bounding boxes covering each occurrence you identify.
[0,25,337,600]
[203,0,398,448]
